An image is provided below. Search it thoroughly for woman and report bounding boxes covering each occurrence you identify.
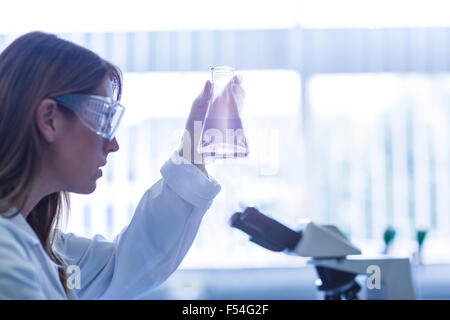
[0,31,244,299]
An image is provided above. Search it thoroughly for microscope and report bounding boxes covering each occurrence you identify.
[230,207,415,300]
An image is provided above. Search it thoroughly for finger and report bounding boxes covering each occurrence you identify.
[233,74,243,85]
[222,74,242,92]
[192,80,212,109]
[232,83,246,100]
[196,80,212,101]
[203,80,212,98]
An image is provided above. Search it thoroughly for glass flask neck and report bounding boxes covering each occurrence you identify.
[211,66,234,81]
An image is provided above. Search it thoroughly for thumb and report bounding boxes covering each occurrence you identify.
[192,80,212,108]
[202,80,212,99]
[187,80,212,129]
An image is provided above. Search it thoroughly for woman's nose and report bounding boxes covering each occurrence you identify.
[105,137,120,153]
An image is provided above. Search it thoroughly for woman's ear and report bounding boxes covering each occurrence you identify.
[35,99,62,143]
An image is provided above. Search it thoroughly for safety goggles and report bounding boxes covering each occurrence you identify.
[53,94,125,141]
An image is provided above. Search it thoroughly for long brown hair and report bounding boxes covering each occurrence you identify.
[0,31,122,295]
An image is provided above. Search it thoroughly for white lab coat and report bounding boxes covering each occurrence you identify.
[0,152,221,299]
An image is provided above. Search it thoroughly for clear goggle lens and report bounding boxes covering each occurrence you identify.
[53,94,125,140]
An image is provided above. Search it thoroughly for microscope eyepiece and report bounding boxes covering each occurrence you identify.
[230,207,302,252]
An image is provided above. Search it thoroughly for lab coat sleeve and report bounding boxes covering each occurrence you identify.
[0,226,46,299]
[56,153,221,299]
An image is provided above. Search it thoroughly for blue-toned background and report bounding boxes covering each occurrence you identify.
[2,0,449,299]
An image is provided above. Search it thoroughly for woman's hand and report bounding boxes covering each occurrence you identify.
[178,80,213,175]
[178,75,244,176]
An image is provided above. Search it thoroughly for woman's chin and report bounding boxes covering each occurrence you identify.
[69,182,97,194]
[85,184,97,194]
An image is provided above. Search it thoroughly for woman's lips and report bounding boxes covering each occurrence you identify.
[97,160,106,178]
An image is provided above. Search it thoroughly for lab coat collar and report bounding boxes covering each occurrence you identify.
[1,207,41,246]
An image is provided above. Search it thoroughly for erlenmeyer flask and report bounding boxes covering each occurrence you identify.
[198,66,249,158]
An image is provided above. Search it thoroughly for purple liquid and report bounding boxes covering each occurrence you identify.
[198,117,249,158]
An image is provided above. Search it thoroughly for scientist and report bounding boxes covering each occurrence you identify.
[0,31,244,299]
